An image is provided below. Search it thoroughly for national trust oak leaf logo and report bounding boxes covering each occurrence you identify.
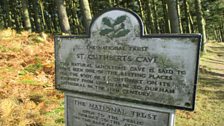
[100,15,130,39]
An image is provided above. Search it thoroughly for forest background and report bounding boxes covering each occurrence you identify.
[0,0,224,47]
[0,0,224,126]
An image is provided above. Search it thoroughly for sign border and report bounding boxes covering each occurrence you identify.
[54,8,201,111]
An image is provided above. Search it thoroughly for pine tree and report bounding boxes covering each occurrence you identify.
[167,0,180,33]
[195,0,207,51]
[80,0,92,33]
[56,0,71,33]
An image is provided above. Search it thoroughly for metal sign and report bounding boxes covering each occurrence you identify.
[65,93,175,126]
[55,8,201,110]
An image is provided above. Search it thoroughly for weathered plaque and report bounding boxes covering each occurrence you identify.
[55,9,201,110]
[65,93,175,126]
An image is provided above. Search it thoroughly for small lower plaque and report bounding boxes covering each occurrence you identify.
[66,93,174,126]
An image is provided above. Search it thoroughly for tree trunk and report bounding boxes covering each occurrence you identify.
[220,25,224,42]
[47,1,54,32]
[56,0,71,33]
[33,0,42,32]
[30,15,36,31]
[80,0,92,34]
[195,0,207,51]
[21,0,32,32]
[137,0,145,21]
[183,0,191,33]
[3,0,12,28]
[214,29,219,41]
[217,29,222,42]
[108,0,113,7]
[146,0,155,34]
[137,0,147,34]
[221,23,224,42]
[1,5,7,28]
[49,0,59,32]
[152,0,160,33]
[11,0,21,31]
[39,0,47,31]
[189,13,194,33]
[167,0,180,33]
[161,0,171,33]
[176,0,183,33]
